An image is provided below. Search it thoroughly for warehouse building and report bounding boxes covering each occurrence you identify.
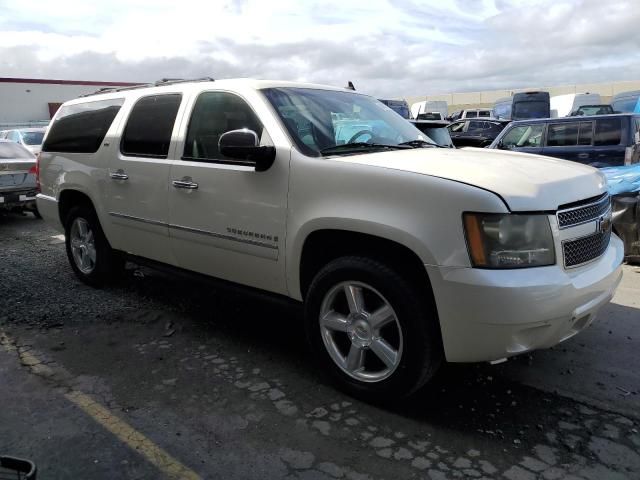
[0,77,141,128]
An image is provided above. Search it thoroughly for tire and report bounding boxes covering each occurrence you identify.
[304,256,442,401]
[64,204,124,287]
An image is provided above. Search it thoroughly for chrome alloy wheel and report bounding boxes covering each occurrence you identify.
[70,217,97,274]
[319,281,403,382]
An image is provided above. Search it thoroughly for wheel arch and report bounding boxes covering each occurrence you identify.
[58,189,96,226]
[296,227,435,304]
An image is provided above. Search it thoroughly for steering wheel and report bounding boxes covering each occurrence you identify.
[348,130,375,143]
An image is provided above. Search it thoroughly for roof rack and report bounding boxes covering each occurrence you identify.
[78,77,215,98]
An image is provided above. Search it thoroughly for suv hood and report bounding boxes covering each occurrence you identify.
[335,147,607,211]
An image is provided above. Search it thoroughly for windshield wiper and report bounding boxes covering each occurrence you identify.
[320,142,411,155]
[398,139,445,148]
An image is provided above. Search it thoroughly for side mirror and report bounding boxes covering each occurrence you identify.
[218,129,276,172]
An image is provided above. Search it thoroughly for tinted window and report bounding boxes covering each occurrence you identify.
[501,124,544,148]
[594,118,622,146]
[577,121,593,146]
[42,98,124,153]
[547,123,580,147]
[466,111,478,118]
[513,101,549,119]
[479,111,491,117]
[184,92,264,161]
[467,121,485,132]
[0,142,34,159]
[121,94,182,158]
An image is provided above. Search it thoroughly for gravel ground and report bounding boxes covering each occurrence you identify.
[1,212,640,480]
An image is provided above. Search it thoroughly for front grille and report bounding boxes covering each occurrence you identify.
[557,194,610,229]
[563,230,611,267]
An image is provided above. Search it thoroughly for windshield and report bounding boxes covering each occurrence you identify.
[21,131,45,145]
[513,100,549,119]
[0,142,34,159]
[262,87,433,156]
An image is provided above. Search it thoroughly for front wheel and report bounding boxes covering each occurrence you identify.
[64,205,124,287]
[304,256,442,401]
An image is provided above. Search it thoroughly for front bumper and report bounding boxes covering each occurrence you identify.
[0,190,38,210]
[427,234,624,363]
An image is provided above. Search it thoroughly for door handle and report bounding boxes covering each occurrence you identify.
[577,153,589,159]
[109,169,128,180]
[172,178,199,190]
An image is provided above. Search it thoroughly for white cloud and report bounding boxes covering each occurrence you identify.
[0,0,637,97]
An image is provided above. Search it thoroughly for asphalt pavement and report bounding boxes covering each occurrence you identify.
[1,213,639,479]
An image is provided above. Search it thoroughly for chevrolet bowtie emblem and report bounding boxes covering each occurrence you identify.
[597,210,612,234]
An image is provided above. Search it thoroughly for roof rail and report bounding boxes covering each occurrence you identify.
[78,77,215,98]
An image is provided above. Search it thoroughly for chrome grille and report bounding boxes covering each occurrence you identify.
[563,230,611,268]
[557,194,610,229]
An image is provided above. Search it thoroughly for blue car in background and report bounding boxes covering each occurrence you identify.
[611,90,640,114]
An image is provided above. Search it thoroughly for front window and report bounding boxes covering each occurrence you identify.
[21,131,45,145]
[500,124,544,148]
[262,87,435,156]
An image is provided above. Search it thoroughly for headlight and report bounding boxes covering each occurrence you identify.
[463,213,555,268]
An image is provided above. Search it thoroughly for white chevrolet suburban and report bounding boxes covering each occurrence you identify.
[36,78,624,399]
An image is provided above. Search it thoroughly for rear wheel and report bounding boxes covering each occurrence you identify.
[64,204,124,286]
[304,256,442,400]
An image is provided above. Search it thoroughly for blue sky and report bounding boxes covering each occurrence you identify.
[0,0,637,98]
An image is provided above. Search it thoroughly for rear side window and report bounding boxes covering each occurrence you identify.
[594,118,622,146]
[42,98,124,153]
[546,122,580,146]
[466,111,478,118]
[121,94,182,158]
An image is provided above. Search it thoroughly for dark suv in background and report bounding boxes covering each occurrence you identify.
[448,118,510,147]
[489,114,640,167]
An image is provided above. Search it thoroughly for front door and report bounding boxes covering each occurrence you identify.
[168,90,289,295]
[105,93,183,264]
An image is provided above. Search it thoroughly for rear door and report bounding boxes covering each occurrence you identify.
[542,120,593,164]
[589,117,625,167]
[105,93,183,264]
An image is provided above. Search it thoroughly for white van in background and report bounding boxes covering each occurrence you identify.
[410,100,448,120]
[550,93,602,118]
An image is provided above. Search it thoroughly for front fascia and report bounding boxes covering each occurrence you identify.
[286,148,509,300]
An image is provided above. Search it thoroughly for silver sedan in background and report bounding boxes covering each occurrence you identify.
[0,139,39,218]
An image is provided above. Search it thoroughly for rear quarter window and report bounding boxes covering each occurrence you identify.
[594,118,622,146]
[42,98,125,153]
